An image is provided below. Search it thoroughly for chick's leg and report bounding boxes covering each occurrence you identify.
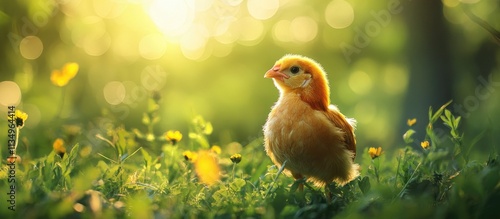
[292,173,305,192]
[325,185,332,203]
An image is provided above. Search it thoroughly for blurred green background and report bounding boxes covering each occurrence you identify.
[0,0,499,158]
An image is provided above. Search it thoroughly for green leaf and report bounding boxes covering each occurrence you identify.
[403,129,416,144]
[430,100,452,124]
[117,128,129,156]
[454,116,461,128]
[358,176,371,195]
[189,132,210,148]
[151,116,160,125]
[142,113,150,125]
[121,147,142,163]
[141,148,152,168]
[188,132,199,139]
[230,178,246,191]
[444,109,451,120]
[428,105,433,121]
[147,99,159,113]
[427,150,449,161]
[68,143,80,160]
[203,122,213,135]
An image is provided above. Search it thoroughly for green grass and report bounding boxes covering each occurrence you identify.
[1,99,499,219]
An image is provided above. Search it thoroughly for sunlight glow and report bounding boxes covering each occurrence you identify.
[148,0,195,37]
[93,0,128,19]
[247,0,279,20]
[180,25,209,60]
[139,33,167,60]
[144,0,279,60]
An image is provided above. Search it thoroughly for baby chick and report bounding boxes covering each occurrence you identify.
[263,54,359,190]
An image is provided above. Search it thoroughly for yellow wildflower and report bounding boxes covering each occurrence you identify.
[407,118,417,127]
[182,150,197,162]
[421,141,430,149]
[194,151,220,186]
[230,154,242,164]
[165,130,182,145]
[53,138,67,157]
[368,147,383,159]
[15,110,28,128]
[210,145,221,155]
[51,62,79,87]
[7,155,21,164]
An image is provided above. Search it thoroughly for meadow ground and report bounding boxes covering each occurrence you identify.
[1,100,499,219]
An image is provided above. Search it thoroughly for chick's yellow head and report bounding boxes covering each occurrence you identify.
[265,54,331,110]
[265,54,328,90]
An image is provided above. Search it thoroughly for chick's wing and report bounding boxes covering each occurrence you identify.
[324,105,356,158]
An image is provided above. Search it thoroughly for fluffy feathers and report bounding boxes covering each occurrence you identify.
[263,54,359,187]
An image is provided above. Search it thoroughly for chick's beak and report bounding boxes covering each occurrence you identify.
[264,64,289,81]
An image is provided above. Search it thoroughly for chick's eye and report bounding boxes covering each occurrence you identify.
[290,66,300,74]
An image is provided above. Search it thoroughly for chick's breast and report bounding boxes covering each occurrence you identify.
[264,93,355,186]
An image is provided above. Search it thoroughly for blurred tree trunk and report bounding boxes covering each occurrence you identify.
[401,0,453,142]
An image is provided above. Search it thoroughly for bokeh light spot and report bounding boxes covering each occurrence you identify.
[0,81,22,106]
[20,36,43,60]
[382,65,409,95]
[83,32,111,56]
[215,24,239,44]
[272,20,292,42]
[103,81,126,105]
[139,33,167,60]
[442,0,460,7]
[247,0,279,20]
[180,26,208,60]
[70,16,110,56]
[443,6,467,24]
[181,25,208,51]
[122,81,147,105]
[348,71,373,95]
[225,0,243,6]
[460,0,480,4]
[93,0,128,19]
[238,17,264,45]
[325,0,354,29]
[290,16,318,42]
[195,0,214,11]
[71,16,106,47]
